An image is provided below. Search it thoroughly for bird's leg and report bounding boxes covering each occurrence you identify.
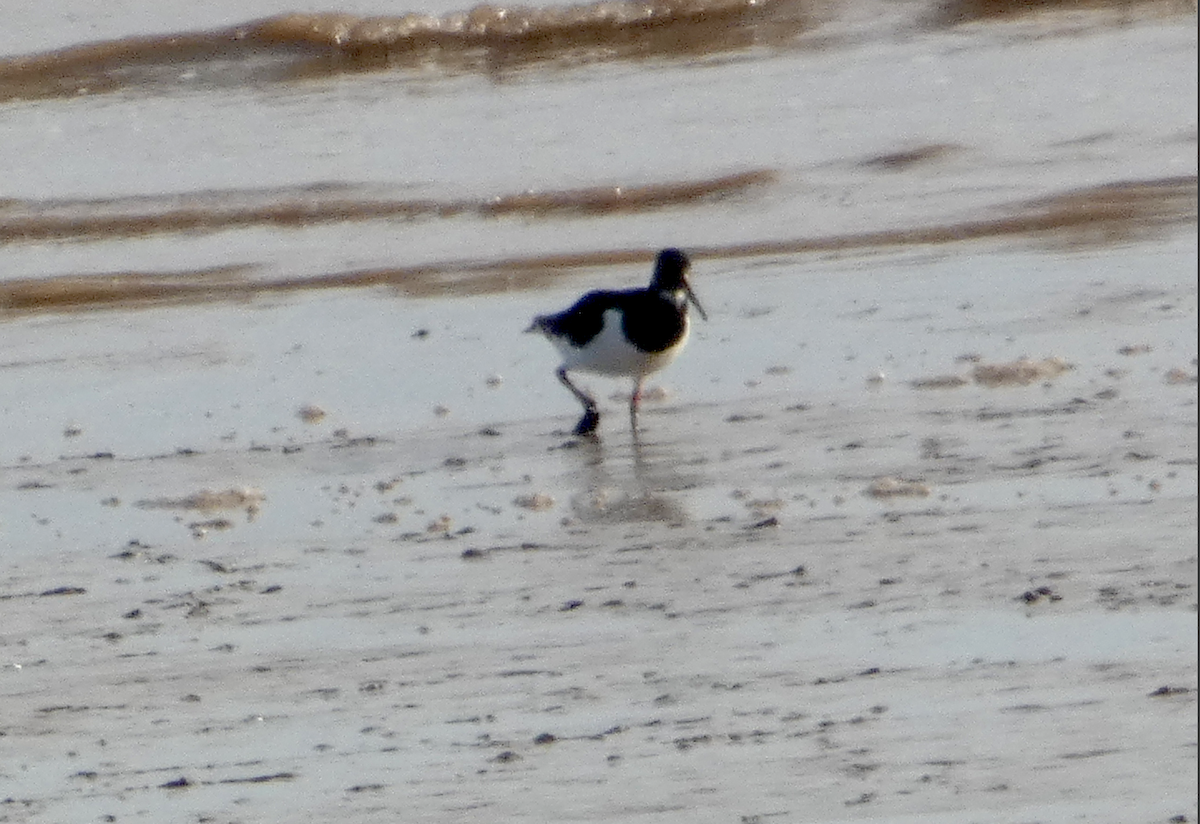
[558,367,600,436]
[629,377,645,433]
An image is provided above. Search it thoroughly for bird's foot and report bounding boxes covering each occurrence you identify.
[574,409,600,436]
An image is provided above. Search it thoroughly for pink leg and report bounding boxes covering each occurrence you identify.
[629,378,644,431]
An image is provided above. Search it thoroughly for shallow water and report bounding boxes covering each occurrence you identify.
[1,0,1195,303]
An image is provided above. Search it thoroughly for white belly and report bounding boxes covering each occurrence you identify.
[553,308,689,378]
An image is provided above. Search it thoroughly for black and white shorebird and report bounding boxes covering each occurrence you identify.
[527,248,706,436]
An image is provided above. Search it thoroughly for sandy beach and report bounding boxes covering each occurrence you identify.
[2,228,1196,823]
[2,0,1197,820]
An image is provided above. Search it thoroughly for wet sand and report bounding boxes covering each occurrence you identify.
[1,0,1196,819]
[2,235,1195,823]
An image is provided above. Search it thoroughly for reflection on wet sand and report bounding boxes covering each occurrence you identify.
[1,175,1193,318]
[564,435,694,526]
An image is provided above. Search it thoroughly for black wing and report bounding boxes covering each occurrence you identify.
[532,290,626,346]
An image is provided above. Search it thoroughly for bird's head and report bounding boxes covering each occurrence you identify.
[652,248,707,321]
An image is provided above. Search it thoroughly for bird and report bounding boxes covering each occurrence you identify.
[526,248,706,436]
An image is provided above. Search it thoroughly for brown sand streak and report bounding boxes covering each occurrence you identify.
[0,171,778,243]
[0,0,810,102]
[0,0,1188,101]
[0,176,1193,317]
[936,0,1192,24]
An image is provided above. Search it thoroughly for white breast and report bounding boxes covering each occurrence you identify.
[554,308,690,378]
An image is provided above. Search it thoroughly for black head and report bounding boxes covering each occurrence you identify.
[651,248,707,321]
